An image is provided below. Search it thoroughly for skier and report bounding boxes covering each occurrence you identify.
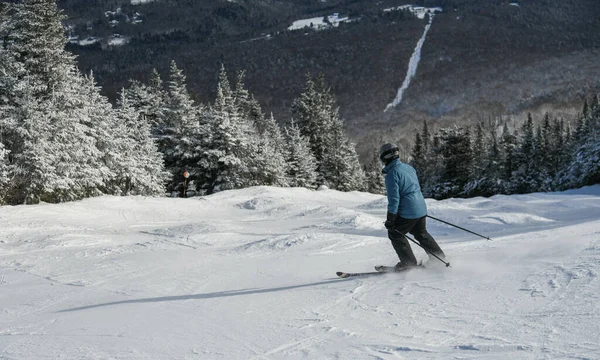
[379,143,445,270]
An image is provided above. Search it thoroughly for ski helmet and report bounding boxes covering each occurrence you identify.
[379,143,399,164]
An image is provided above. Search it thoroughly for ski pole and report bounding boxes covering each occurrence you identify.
[426,215,491,241]
[391,229,451,268]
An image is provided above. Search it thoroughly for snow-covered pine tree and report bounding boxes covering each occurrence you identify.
[418,120,439,193]
[202,65,255,193]
[552,119,566,173]
[2,0,74,98]
[233,71,288,187]
[484,126,504,194]
[233,70,264,133]
[463,122,496,197]
[246,113,289,187]
[1,1,116,203]
[44,75,114,202]
[284,120,317,188]
[291,74,364,190]
[430,126,472,198]
[574,101,589,144]
[76,72,123,195]
[533,123,551,190]
[539,114,557,187]
[364,148,385,195]
[512,113,540,193]
[471,122,487,180]
[291,74,329,166]
[0,36,29,157]
[499,123,518,192]
[322,115,365,191]
[113,89,170,196]
[0,141,10,204]
[126,69,167,134]
[160,61,204,192]
[421,119,431,156]
[410,132,426,181]
[558,95,600,188]
[9,94,66,204]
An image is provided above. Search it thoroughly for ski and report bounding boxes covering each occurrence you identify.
[336,271,387,278]
[374,265,418,272]
[337,266,411,278]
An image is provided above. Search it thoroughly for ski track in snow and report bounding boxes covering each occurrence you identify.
[385,15,435,112]
[1,186,600,359]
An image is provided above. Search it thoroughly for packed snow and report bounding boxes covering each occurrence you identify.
[385,12,436,112]
[384,5,443,20]
[1,186,600,359]
[131,0,155,5]
[288,14,350,31]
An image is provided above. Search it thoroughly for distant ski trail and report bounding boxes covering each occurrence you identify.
[385,16,434,112]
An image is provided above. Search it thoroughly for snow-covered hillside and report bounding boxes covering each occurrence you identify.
[1,186,600,359]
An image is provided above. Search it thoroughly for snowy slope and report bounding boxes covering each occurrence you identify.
[1,186,600,359]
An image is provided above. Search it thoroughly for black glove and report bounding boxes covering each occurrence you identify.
[384,211,397,230]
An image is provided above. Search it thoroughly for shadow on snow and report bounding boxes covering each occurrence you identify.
[58,278,345,313]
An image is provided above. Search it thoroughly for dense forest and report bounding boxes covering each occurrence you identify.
[55,0,600,158]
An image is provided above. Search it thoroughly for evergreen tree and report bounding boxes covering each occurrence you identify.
[410,132,426,182]
[471,122,487,180]
[1,1,101,203]
[421,120,431,156]
[291,74,327,164]
[364,148,385,194]
[499,123,518,191]
[484,127,504,193]
[463,122,495,197]
[247,113,288,187]
[7,78,111,204]
[0,37,29,157]
[323,115,365,191]
[418,120,436,190]
[8,95,57,204]
[574,103,589,143]
[2,0,74,98]
[126,69,166,133]
[284,120,318,188]
[160,61,202,192]
[513,113,539,193]
[291,74,364,190]
[203,65,256,193]
[234,70,264,132]
[550,118,569,181]
[0,141,10,204]
[113,89,170,196]
[78,72,121,195]
[432,126,472,197]
[233,73,288,187]
[559,96,600,188]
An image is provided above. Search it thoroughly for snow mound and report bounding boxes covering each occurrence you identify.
[356,197,387,210]
[236,234,316,253]
[470,212,555,225]
[238,197,277,210]
[307,213,383,230]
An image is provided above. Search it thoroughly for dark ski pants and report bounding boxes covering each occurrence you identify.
[388,216,445,266]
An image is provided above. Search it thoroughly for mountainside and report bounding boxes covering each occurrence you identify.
[61,0,600,154]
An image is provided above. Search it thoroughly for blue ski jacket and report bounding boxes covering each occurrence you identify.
[383,159,427,219]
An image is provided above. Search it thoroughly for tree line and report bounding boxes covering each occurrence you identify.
[0,0,365,205]
[410,98,600,199]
